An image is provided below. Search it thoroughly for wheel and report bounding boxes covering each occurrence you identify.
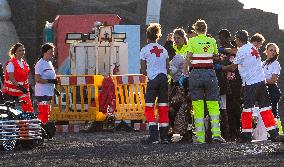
[2,140,16,151]
[35,138,44,146]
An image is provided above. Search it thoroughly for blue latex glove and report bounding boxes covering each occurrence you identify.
[218,47,225,54]
[178,75,186,87]
[214,64,222,71]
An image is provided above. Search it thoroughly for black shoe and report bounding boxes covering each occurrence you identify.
[271,134,284,142]
[181,131,193,143]
[115,121,134,132]
[141,125,159,144]
[47,137,54,141]
[237,132,252,143]
[279,144,284,152]
[268,129,281,142]
[160,139,169,144]
[159,126,169,143]
[141,138,159,144]
[236,138,252,143]
[212,136,226,143]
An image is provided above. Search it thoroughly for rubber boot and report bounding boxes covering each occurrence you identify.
[159,126,169,144]
[237,132,252,143]
[268,129,280,142]
[181,130,193,143]
[142,125,159,144]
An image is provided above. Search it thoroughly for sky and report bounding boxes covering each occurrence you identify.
[238,0,284,29]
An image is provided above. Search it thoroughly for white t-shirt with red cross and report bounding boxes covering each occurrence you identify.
[233,43,265,86]
[140,43,168,80]
[262,60,281,80]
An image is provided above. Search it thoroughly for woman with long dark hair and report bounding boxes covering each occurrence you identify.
[262,43,282,134]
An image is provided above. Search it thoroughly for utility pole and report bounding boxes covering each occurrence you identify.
[146,0,162,25]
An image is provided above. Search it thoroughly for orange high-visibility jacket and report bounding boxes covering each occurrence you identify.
[3,57,30,97]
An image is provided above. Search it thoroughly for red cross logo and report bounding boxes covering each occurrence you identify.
[251,47,260,59]
[150,46,163,57]
[203,45,210,52]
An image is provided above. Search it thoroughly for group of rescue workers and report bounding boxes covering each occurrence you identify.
[0,43,57,139]
[140,19,283,144]
[0,18,283,145]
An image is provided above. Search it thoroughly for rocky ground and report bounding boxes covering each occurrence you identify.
[1,131,284,167]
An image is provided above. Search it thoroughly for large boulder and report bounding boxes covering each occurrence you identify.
[0,0,18,65]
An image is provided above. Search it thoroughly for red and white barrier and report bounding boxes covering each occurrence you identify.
[113,75,147,85]
[58,76,95,86]
[56,124,80,133]
[134,123,148,131]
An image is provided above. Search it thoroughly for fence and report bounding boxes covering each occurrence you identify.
[51,74,147,122]
[50,75,104,121]
[112,74,147,121]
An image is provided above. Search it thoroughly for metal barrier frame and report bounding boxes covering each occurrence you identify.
[50,75,104,121]
[112,74,147,121]
[50,74,147,122]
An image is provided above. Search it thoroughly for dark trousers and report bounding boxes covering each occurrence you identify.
[145,74,168,104]
[267,84,281,119]
[0,90,4,104]
[226,81,242,139]
[243,81,271,108]
[35,96,52,102]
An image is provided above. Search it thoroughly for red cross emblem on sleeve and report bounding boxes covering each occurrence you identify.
[150,46,163,57]
[251,47,260,59]
[203,45,210,52]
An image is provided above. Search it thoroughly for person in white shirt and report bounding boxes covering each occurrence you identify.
[34,43,57,139]
[140,23,170,144]
[262,43,282,134]
[223,31,279,142]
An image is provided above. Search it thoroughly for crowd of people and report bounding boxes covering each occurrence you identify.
[140,19,282,144]
[0,19,282,145]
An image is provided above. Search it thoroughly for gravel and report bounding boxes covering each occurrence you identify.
[1,131,284,167]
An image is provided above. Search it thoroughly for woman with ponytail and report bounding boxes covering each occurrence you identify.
[2,42,34,112]
[168,28,193,143]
